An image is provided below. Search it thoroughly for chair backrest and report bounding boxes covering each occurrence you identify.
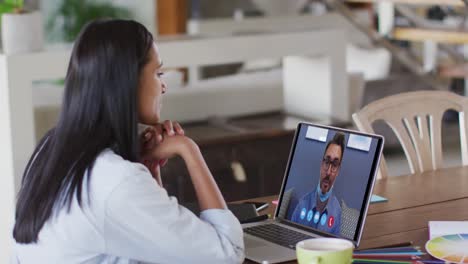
[352,91,468,179]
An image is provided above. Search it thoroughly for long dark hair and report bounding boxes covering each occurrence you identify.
[13,19,154,243]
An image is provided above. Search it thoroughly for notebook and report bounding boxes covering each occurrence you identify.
[370,194,388,204]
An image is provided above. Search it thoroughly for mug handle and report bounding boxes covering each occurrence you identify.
[308,256,320,264]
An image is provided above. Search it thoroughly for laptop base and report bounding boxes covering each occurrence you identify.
[244,234,296,264]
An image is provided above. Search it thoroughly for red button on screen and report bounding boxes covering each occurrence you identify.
[328,216,334,228]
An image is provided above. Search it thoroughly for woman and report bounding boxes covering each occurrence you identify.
[12,20,244,264]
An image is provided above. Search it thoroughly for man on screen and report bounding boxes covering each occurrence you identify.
[291,132,345,236]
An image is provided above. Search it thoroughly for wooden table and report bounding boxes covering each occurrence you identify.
[242,166,468,263]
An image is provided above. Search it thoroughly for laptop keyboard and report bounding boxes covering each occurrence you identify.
[244,224,314,249]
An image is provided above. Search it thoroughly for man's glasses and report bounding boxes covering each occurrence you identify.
[321,158,341,172]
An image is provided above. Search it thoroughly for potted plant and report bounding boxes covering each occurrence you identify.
[47,0,132,43]
[1,0,44,54]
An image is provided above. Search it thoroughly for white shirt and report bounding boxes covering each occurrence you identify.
[12,149,245,264]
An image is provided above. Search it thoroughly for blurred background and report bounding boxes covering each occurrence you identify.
[1,0,467,203]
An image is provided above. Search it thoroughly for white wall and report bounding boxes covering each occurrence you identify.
[0,56,17,264]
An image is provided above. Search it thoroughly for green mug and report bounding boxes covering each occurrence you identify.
[296,238,354,264]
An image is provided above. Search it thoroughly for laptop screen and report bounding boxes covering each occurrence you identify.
[276,123,383,244]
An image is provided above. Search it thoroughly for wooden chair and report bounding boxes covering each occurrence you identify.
[352,91,468,179]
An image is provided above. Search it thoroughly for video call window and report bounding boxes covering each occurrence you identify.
[282,125,379,240]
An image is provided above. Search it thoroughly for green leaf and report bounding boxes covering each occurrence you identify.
[0,3,16,15]
[2,0,23,9]
[47,0,133,42]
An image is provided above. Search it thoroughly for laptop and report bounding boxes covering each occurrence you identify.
[243,122,384,263]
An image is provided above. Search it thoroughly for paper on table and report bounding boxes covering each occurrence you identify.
[429,221,468,239]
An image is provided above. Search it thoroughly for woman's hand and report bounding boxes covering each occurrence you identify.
[140,120,185,184]
[150,135,198,161]
[141,120,184,151]
[144,122,226,211]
